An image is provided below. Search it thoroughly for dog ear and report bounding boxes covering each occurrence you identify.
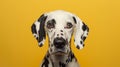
[73,16,89,49]
[31,14,47,47]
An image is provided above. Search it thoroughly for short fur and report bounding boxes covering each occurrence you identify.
[31,10,89,67]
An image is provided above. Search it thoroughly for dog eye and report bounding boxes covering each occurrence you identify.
[65,22,73,29]
[47,23,55,29]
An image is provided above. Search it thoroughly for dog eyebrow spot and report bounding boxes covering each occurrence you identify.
[52,19,56,24]
[73,16,77,24]
[47,19,56,24]
[47,19,56,29]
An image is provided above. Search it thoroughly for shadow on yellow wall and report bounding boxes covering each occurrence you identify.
[0,0,120,67]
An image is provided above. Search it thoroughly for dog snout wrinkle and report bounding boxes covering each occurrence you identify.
[54,37,66,48]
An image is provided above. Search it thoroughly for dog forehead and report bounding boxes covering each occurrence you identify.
[46,10,73,17]
[46,10,74,25]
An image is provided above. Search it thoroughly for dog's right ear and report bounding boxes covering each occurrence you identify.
[31,14,47,47]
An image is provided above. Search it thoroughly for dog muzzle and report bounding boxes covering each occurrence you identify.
[53,37,66,49]
[52,37,68,55]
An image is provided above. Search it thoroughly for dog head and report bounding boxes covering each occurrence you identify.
[31,10,89,55]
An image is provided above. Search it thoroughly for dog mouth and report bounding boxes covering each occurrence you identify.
[52,49,68,55]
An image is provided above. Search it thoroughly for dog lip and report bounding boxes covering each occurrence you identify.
[52,49,67,55]
[52,51,67,55]
[55,49,65,53]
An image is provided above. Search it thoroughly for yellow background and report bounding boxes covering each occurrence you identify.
[0,0,120,67]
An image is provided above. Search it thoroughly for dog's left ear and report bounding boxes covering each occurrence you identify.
[31,14,47,47]
[73,16,89,49]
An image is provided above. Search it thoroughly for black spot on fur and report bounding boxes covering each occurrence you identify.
[81,36,83,40]
[83,36,86,41]
[31,23,37,34]
[38,14,47,43]
[80,41,83,44]
[39,43,43,47]
[59,62,66,67]
[76,45,80,49]
[73,16,77,24]
[83,44,85,47]
[47,19,56,29]
[82,22,89,32]
[51,19,56,24]
[87,33,88,35]
[51,44,53,47]
[50,48,52,52]
[46,53,50,58]
[66,51,75,63]
[82,22,87,31]
[41,57,49,67]
[66,59,70,63]
[36,37,38,40]
[87,26,89,32]
[57,34,59,36]
[71,52,75,60]
[61,33,63,35]
[60,30,63,32]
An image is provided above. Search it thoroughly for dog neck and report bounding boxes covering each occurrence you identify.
[46,51,76,67]
[50,55,67,67]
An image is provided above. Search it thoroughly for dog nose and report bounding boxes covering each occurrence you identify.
[53,37,66,48]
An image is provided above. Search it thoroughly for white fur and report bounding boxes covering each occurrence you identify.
[32,10,89,67]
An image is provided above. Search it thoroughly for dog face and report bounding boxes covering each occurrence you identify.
[31,10,89,55]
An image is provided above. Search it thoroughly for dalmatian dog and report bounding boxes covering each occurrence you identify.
[31,10,89,67]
